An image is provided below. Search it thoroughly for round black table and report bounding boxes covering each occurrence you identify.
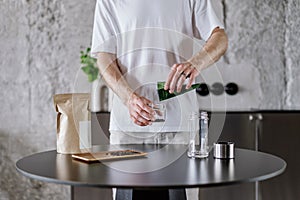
[16,144,286,199]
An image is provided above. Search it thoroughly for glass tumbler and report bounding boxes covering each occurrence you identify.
[151,103,166,122]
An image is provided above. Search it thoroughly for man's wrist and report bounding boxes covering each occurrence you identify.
[124,89,136,107]
[187,56,204,72]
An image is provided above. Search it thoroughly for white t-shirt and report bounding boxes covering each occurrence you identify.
[91,0,224,133]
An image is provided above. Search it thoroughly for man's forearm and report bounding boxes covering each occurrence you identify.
[96,52,155,126]
[188,28,228,71]
[96,52,134,106]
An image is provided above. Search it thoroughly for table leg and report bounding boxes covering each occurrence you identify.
[169,189,187,200]
[116,188,132,200]
[71,186,112,200]
[116,188,186,200]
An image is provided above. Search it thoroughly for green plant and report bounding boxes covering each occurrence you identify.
[80,48,99,82]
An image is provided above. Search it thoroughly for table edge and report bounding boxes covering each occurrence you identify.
[15,148,287,189]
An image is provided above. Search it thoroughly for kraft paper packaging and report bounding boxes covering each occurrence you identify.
[53,93,91,154]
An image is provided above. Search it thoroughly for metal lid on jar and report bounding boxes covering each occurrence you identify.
[200,111,208,120]
[213,142,235,159]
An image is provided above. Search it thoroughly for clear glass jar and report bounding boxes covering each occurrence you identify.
[187,111,209,158]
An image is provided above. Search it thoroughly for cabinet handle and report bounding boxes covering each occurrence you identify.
[257,114,263,121]
[249,114,254,121]
[249,114,263,121]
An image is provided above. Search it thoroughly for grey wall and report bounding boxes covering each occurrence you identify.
[0,0,299,199]
[227,0,300,109]
[0,0,96,199]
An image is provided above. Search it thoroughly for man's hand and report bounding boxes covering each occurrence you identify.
[96,53,156,127]
[164,62,199,93]
[127,93,155,126]
[164,27,228,94]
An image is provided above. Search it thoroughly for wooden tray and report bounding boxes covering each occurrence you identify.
[72,150,147,162]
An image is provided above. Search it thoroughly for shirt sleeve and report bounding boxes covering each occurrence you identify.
[91,0,117,57]
[192,0,224,41]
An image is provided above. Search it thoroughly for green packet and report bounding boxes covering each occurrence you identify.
[157,82,200,101]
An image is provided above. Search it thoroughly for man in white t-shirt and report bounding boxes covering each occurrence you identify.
[91,0,227,199]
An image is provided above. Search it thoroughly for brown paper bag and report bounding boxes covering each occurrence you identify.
[53,93,91,154]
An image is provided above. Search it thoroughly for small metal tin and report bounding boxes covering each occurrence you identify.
[214,142,235,159]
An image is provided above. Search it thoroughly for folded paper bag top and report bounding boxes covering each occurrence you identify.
[53,93,91,154]
[157,82,200,101]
